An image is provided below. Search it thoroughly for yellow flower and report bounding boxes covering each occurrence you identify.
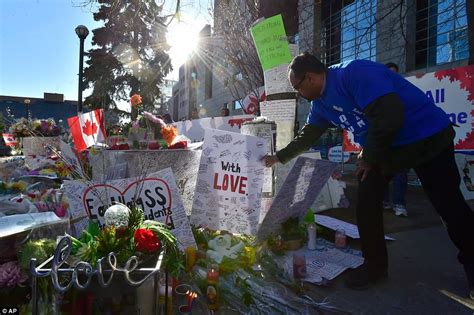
[243,246,256,266]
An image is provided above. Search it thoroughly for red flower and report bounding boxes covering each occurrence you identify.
[134,228,161,253]
[130,94,142,108]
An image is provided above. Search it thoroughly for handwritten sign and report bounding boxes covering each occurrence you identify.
[259,99,296,150]
[190,129,268,235]
[263,64,295,95]
[251,14,292,71]
[64,168,196,249]
[260,100,296,122]
[258,157,337,240]
[90,150,202,216]
[241,121,276,197]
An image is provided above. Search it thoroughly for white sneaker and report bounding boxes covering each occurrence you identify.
[393,204,407,217]
[383,202,392,210]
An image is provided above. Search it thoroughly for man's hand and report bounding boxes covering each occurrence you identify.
[261,155,280,168]
[356,158,373,182]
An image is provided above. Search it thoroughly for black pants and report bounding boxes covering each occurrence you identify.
[357,144,474,275]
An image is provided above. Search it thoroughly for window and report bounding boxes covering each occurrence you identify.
[415,0,468,68]
[322,0,377,66]
[233,99,242,110]
[340,0,376,62]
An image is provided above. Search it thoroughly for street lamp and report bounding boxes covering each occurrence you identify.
[24,99,31,120]
[75,25,89,113]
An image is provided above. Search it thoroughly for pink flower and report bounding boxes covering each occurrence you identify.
[0,261,28,288]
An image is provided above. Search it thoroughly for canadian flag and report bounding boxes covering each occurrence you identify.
[67,109,106,152]
[242,86,266,115]
[2,133,18,147]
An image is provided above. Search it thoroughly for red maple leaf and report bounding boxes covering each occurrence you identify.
[82,119,98,136]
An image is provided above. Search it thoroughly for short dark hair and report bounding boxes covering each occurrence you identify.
[385,62,399,72]
[289,52,326,79]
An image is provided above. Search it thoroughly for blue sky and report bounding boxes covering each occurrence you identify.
[0,0,209,101]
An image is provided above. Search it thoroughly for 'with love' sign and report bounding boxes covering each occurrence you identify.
[64,168,196,249]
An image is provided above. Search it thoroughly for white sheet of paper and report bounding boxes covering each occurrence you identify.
[190,129,268,235]
[279,246,364,283]
[264,64,294,95]
[241,122,276,196]
[260,100,296,123]
[316,215,395,240]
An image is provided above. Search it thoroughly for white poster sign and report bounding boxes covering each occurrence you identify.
[172,115,254,143]
[260,99,296,122]
[454,153,474,200]
[190,129,268,235]
[60,140,84,178]
[64,168,196,249]
[264,64,295,95]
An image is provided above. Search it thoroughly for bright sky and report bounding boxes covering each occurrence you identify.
[0,0,210,101]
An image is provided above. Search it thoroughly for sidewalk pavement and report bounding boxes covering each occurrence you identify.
[306,168,474,314]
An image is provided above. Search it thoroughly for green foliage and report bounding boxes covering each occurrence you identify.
[18,239,56,271]
[96,227,131,261]
[281,217,307,241]
[83,0,172,116]
[303,208,315,224]
[128,204,144,231]
[140,220,182,276]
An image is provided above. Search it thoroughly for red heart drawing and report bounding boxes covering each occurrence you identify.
[82,178,172,220]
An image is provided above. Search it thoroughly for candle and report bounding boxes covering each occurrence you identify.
[307,222,317,250]
[207,264,219,284]
[185,246,197,272]
[335,229,347,248]
[293,253,307,279]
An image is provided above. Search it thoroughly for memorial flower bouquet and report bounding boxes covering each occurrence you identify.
[68,203,182,274]
[31,118,61,137]
[11,118,30,138]
[10,118,61,138]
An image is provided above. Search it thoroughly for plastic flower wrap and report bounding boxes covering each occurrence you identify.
[0,261,28,288]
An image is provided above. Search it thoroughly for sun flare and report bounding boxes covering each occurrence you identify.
[167,22,200,67]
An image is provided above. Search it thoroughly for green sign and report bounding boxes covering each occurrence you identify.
[251,14,292,71]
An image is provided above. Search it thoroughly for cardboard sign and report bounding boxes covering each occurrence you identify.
[64,168,196,249]
[90,150,202,216]
[258,157,337,240]
[250,14,292,71]
[190,129,268,235]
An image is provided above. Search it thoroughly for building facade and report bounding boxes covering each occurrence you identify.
[0,93,79,131]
